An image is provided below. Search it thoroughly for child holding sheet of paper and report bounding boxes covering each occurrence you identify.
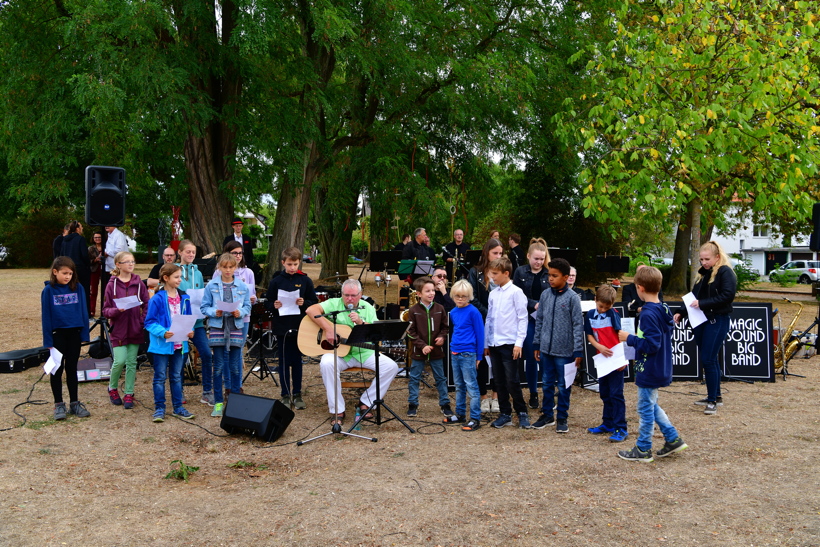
[102,251,147,409]
[201,253,252,416]
[145,263,195,422]
[265,247,317,410]
[584,285,627,442]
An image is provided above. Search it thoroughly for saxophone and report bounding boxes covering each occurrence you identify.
[400,290,419,321]
[774,299,803,371]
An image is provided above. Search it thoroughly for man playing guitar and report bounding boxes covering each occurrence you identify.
[304,279,400,425]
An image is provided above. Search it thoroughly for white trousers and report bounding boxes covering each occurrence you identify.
[319,352,399,415]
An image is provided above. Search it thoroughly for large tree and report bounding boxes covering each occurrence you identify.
[554,0,820,292]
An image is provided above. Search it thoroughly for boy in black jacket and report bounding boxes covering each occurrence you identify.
[266,247,318,409]
[617,266,687,462]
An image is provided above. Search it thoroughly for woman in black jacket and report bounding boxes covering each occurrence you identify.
[673,241,737,416]
[60,220,91,316]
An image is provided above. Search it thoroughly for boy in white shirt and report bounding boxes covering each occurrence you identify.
[485,257,530,428]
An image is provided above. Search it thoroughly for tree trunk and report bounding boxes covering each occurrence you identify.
[314,181,359,280]
[688,197,703,290]
[667,204,694,294]
[184,131,233,254]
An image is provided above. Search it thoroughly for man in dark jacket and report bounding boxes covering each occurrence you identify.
[60,221,91,315]
[621,264,664,317]
[444,228,470,281]
[223,217,257,272]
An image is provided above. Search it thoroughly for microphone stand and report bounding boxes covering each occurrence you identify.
[298,307,376,445]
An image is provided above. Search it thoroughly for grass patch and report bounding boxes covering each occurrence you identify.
[164,460,199,482]
[25,419,56,430]
[1,388,22,395]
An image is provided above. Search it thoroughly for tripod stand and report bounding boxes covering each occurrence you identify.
[243,317,279,384]
[298,308,377,445]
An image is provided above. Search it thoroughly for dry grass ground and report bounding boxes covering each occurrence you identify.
[0,265,818,546]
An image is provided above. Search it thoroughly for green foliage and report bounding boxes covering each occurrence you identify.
[164,460,199,483]
[1,208,71,268]
[734,263,759,292]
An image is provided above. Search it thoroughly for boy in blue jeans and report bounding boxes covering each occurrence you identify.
[617,266,687,462]
[585,284,628,442]
[447,280,485,431]
[532,258,584,433]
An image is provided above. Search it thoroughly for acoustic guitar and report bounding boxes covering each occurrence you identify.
[297,315,377,358]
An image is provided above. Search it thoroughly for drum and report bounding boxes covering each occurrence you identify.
[316,292,329,302]
[250,301,274,326]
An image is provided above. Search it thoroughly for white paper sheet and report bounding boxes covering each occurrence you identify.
[682,292,708,328]
[44,347,62,375]
[564,361,578,387]
[580,300,596,312]
[484,354,493,380]
[186,288,205,319]
[168,314,197,342]
[620,318,636,360]
[216,300,240,313]
[592,342,629,378]
[277,289,301,316]
[113,295,142,310]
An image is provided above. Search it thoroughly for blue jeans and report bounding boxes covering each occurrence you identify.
[636,387,680,452]
[523,320,541,393]
[693,314,730,402]
[599,367,627,431]
[221,345,244,395]
[210,345,226,404]
[191,326,213,393]
[151,350,184,412]
[408,358,450,407]
[541,354,573,420]
[278,332,303,397]
[452,352,481,420]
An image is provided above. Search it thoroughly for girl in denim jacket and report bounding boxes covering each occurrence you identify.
[201,253,252,416]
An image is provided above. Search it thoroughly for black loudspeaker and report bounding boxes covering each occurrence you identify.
[85,166,126,227]
[810,203,820,251]
[220,393,294,442]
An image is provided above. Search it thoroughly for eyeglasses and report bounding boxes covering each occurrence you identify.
[342,293,360,298]
[118,261,136,265]
[433,274,447,278]
[230,251,243,256]
[452,294,469,299]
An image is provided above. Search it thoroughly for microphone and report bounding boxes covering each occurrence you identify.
[346,303,355,311]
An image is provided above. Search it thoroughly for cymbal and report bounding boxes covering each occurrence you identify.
[322,274,351,281]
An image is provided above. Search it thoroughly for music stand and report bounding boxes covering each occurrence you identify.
[369,250,402,273]
[344,321,416,433]
[413,260,435,276]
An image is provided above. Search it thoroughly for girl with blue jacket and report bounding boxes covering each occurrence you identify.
[177,240,214,407]
[201,253,252,417]
[145,263,195,422]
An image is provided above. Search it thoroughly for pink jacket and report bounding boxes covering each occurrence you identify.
[102,274,148,346]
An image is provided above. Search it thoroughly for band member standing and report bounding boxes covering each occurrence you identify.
[444,229,470,281]
[402,228,432,261]
[306,279,400,426]
[223,217,257,272]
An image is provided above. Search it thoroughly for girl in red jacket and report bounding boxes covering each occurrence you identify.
[102,251,148,409]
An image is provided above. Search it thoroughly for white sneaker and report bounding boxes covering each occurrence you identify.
[480,398,491,413]
[490,399,500,413]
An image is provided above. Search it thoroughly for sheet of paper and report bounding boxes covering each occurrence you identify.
[530,310,537,320]
[216,300,240,313]
[580,300,596,312]
[277,289,301,316]
[168,314,197,342]
[484,354,493,380]
[186,289,205,319]
[113,295,141,310]
[620,317,636,360]
[564,361,578,387]
[592,342,629,378]
[44,347,62,375]
[682,292,708,328]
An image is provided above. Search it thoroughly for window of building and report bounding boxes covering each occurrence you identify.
[753,225,769,238]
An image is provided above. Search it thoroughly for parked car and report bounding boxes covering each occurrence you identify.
[302,254,314,264]
[768,260,820,284]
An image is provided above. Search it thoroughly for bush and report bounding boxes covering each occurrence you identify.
[734,263,759,292]
[0,208,71,268]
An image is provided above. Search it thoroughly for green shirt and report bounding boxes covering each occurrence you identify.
[319,298,378,363]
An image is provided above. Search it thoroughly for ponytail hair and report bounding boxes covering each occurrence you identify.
[527,237,551,263]
[697,240,732,284]
[110,251,134,277]
[157,263,181,292]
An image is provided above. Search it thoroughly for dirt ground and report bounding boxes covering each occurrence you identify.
[0,265,818,546]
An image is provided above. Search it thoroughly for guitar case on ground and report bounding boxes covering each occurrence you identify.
[0,347,48,373]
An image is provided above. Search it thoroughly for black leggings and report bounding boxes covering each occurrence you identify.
[477,357,496,396]
[50,328,82,403]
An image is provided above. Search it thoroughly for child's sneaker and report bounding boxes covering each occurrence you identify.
[443,414,465,424]
[69,401,90,418]
[293,395,306,410]
[440,404,454,417]
[123,394,134,409]
[655,437,688,458]
[407,404,418,417]
[618,445,654,462]
[152,410,165,423]
[109,389,123,406]
[528,392,539,409]
[532,414,556,429]
[211,403,224,417]
[609,429,628,443]
[280,395,292,408]
[461,419,480,431]
[200,391,215,407]
[556,420,568,433]
[518,412,532,429]
[695,396,723,406]
[489,399,500,413]
[480,398,491,414]
[490,414,513,428]
[587,423,615,435]
[54,402,67,421]
[704,402,718,415]
[172,408,195,420]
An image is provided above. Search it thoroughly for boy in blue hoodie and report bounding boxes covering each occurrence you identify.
[617,266,687,462]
